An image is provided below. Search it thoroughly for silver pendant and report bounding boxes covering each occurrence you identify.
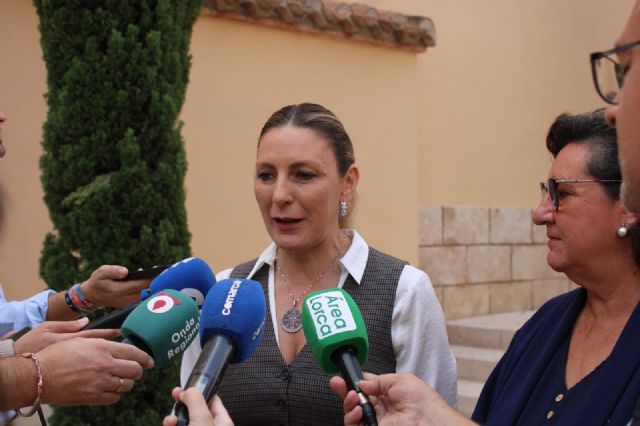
[282,307,302,333]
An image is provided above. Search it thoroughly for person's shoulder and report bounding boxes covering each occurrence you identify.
[367,246,409,266]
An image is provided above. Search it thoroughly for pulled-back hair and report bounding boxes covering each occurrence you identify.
[259,103,355,176]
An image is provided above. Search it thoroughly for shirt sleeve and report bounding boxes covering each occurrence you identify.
[391,265,458,407]
[0,286,55,334]
[180,268,233,386]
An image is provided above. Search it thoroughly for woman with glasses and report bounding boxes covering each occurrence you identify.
[332,109,640,426]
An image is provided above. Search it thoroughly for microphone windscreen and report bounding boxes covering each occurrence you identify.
[122,289,200,368]
[199,278,266,363]
[302,288,369,374]
[142,257,216,307]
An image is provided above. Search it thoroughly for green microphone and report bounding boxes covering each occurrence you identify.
[122,289,200,369]
[302,288,378,426]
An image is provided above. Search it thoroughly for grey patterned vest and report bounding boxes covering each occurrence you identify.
[216,247,407,426]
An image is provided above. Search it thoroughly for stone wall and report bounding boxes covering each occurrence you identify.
[419,206,574,320]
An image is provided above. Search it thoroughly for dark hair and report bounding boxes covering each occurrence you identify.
[546,109,640,265]
[546,109,620,199]
[259,103,355,176]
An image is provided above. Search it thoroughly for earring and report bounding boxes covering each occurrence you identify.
[339,201,348,217]
[618,224,629,238]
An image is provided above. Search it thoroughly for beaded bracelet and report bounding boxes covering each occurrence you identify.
[17,352,43,417]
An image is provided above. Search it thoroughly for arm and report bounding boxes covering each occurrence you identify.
[330,373,474,426]
[0,337,154,410]
[13,317,120,354]
[46,265,153,321]
[0,356,40,410]
[392,266,458,406]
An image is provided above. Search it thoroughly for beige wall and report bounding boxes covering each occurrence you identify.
[416,0,634,207]
[183,15,419,277]
[0,0,634,303]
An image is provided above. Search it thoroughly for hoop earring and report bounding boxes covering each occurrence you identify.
[618,224,629,238]
[339,201,348,217]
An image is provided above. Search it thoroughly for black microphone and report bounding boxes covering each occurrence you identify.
[82,302,139,330]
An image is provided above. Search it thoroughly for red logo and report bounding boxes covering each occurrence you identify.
[146,292,181,314]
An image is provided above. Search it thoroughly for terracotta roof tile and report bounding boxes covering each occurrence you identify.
[201,0,435,51]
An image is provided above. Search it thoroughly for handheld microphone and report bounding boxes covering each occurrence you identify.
[121,289,200,368]
[83,257,216,330]
[302,288,378,426]
[174,278,266,426]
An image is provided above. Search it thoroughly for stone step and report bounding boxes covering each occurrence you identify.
[457,379,484,418]
[452,345,504,382]
[447,310,534,350]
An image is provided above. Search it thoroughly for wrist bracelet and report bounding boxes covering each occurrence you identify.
[65,283,96,314]
[64,287,82,314]
[17,352,43,417]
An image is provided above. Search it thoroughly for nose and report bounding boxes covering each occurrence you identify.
[532,196,554,226]
[272,177,293,206]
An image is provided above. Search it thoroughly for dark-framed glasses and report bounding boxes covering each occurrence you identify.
[540,178,621,211]
[590,40,640,104]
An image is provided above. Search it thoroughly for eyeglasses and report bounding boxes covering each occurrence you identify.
[540,178,621,211]
[590,40,640,104]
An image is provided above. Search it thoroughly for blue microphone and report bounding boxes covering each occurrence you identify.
[141,257,216,308]
[174,278,266,425]
[83,257,216,330]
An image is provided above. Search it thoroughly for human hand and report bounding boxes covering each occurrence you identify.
[80,265,152,308]
[13,317,119,354]
[163,387,233,426]
[37,337,154,405]
[330,372,469,426]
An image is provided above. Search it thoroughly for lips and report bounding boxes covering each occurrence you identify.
[275,217,302,224]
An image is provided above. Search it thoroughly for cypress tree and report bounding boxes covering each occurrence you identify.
[33,1,201,424]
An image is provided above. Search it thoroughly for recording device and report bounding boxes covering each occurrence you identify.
[9,327,31,341]
[120,264,170,281]
[302,288,378,426]
[83,257,216,331]
[174,278,266,425]
[121,289,200,368]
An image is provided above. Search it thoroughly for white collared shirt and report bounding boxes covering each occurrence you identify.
[181,230,458,406]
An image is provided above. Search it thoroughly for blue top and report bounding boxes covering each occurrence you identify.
[0,284,54,335]
[473,288,640,426]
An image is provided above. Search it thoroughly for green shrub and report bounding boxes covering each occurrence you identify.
[33,0,200,423]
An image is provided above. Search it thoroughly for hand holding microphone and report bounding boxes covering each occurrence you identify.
[121,289,200,368]
[302,288,378,426]
[174,278,266,426]
[83,257,216,331]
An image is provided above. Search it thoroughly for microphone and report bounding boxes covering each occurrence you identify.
[121,289,200,368]
[174,278,266,425]
[302,288,378,426]
[83,257,216,330]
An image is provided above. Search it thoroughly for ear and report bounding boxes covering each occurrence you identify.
[622,211,639,228]
[341,164,360,203]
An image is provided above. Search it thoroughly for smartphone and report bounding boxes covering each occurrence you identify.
[121,264,170,281]
[9,327,31,341]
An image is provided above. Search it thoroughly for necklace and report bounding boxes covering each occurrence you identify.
[276,234,347,333]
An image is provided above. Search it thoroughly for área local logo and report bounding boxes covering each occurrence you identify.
[221,280,242,315]
[146,292,181,314]
[306,291,356,339]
